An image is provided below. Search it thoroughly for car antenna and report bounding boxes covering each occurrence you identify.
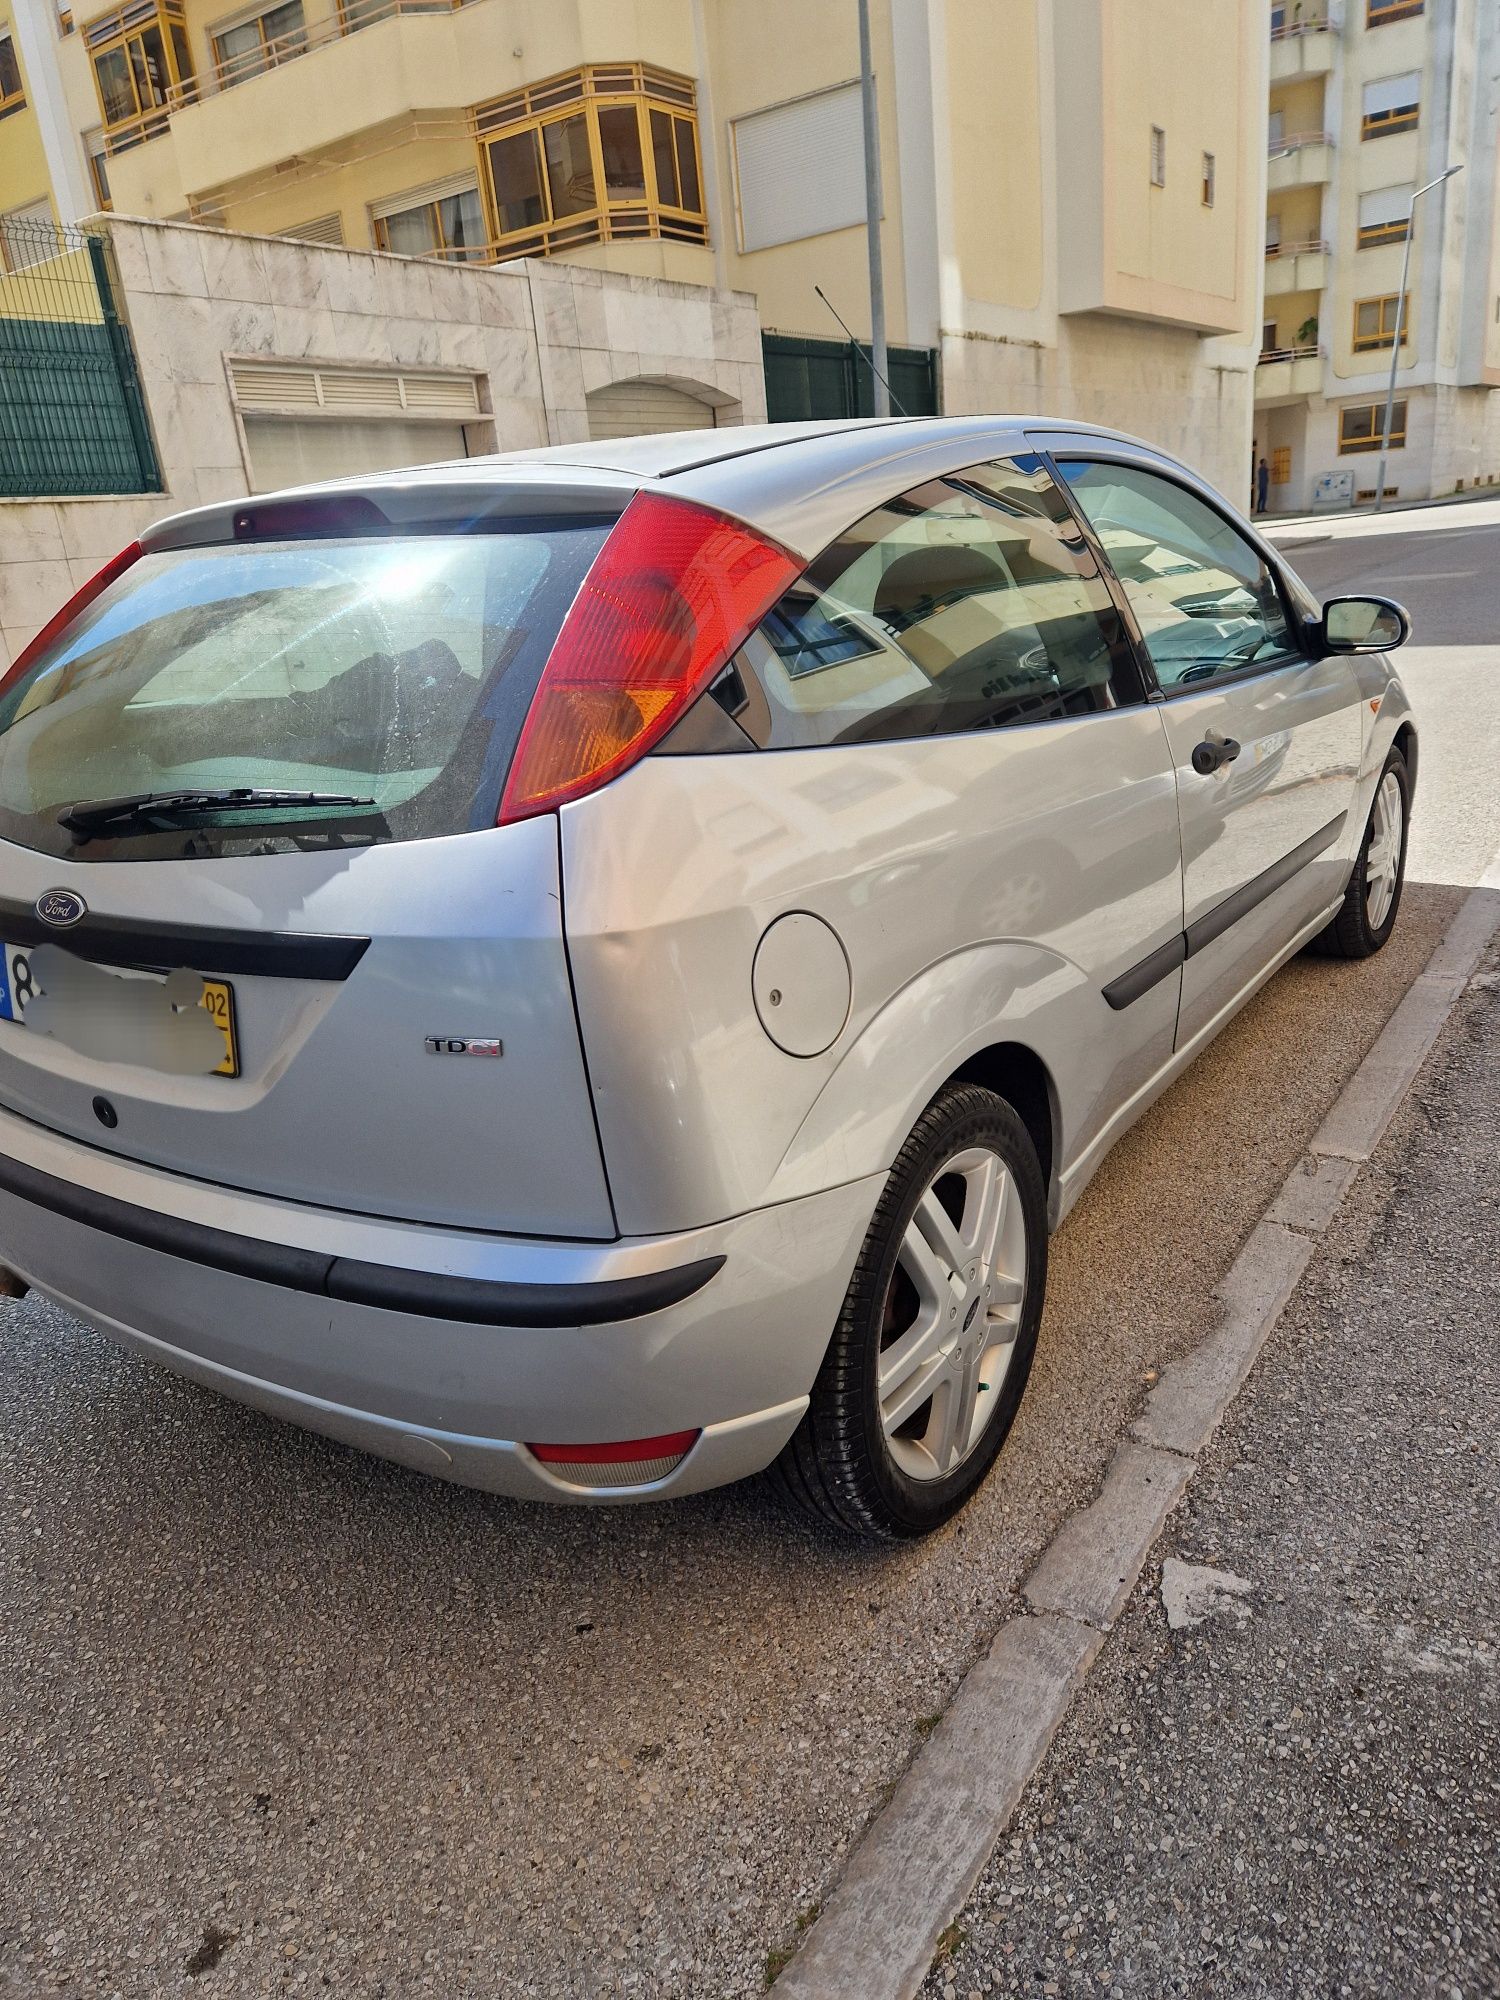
[814,285,910,416]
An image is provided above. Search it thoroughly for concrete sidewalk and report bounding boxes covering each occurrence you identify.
[919,943,1500,2000]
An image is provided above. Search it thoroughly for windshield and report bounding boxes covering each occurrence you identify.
[0,526,609,860]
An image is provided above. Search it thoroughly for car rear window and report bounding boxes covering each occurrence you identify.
[0,525,609,860]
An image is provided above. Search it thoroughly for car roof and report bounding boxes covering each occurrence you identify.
[142,414,1160,561]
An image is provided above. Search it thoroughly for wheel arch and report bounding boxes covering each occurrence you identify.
[1391,716,1418,797]
[948,1040,1060,1228]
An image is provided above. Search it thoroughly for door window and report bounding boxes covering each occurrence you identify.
[1059,461,1300,691]
[736,456,1141,748]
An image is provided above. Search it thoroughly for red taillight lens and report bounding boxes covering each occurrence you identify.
[498,492,801,823]
[0,541,143,701]
[528,1430,700,1465]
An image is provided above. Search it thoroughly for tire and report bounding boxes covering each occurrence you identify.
[768,1083,1047,1541]
[1310,748,1410,960]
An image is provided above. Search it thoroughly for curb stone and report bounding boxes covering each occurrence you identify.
[771,873,1500,2000]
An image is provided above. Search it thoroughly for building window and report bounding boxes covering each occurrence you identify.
[84,127,112,208]
[210,0,306,90]
[1358,185,1411,247]
[1201,151,1215,207]
[1271,446,1292,484]
[1353,293,1409,352]
[86,1,196,154]
[1149,126,1166,187]
[0,33,25,119]
[475,63,705,259]
[0,199,55,272]
[1367,0,1423,21]
[1361,73,1419,139]
[1340,402,1407,453]
[372,181,485,263]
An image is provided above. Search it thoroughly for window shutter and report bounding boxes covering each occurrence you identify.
[369,174,479,223]
[1359,185,1411,229]
[277,213,344,246]
[1362,72,1420,116]
[732,81,867,252]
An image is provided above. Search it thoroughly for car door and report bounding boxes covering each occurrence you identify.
[1050,450,1362,1051]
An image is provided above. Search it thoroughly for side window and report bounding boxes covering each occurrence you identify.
[1059,460,1299,691]
[733,456,1141,749]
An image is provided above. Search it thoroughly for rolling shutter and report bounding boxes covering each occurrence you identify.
[1362,72,1420,116]
[586,379,716,438]
[369,173,479,222]
[1359,185,1411,231]
[732,81,868,252]
[276,213,345,246]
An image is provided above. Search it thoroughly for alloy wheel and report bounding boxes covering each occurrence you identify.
[1365,769,1404,931]
[876,1145,1028,1482]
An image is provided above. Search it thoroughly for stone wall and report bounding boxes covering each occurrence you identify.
[0,217,765,671]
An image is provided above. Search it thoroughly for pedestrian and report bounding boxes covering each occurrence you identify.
[1256,455,1270,514]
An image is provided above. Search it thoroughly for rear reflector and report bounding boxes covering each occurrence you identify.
[498,492,801,823]
[0,542,143,700]
[529,1429,700,1466]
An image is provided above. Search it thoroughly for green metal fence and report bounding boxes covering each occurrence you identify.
[0,218,161,498]
[762,332,940,424]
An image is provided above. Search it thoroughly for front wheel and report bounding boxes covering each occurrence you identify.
[1311,748,1410,959]
[769,1083,1047,1541]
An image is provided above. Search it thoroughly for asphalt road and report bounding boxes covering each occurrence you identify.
[1,507,1496,1999]
[921,940,1499,2000]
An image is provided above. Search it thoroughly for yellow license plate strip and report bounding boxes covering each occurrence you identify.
[200,978,239,1078]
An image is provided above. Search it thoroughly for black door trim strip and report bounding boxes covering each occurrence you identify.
[0,898,369,982]
[1103,812,1347,1012]
[0,1146,723,1327]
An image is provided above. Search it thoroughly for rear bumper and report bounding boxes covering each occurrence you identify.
[0,1103,880,1502]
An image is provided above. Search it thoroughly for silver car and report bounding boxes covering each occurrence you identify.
[0,418,1414,1539]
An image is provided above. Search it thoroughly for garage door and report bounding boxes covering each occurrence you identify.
[242,416,469,492]
[586,380,718,440]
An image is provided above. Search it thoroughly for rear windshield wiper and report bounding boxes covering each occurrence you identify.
[58,787,378,838]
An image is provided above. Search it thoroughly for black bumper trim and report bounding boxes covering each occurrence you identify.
[0,898,368,982]
[0,1146,722,1328]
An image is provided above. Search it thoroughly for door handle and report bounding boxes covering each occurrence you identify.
[1190,735,1242,777]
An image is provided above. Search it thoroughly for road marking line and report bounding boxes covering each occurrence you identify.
[772,870,1500,2000]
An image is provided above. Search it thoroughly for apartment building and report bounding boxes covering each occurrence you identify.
[1,0,1267,499]
[1257,0,1500,512]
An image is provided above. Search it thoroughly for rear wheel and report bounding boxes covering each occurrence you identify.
[769,1083,1047,1541]
[1311,748,1410,960]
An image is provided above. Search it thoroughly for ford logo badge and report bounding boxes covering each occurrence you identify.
[36,888,87,929]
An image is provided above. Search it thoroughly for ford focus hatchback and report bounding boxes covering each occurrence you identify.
[0,419,1415,1539]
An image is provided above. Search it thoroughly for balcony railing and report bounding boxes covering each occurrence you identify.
[164,0,461,110]
[1268,131,1334,154]
[1258,343,1322,365]
[1265,238,1330,258]
[1270,14,1336,40]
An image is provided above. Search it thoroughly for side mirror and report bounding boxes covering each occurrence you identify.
[1320,594,1410,653]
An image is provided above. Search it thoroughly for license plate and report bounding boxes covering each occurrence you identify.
[0,944,239,1078]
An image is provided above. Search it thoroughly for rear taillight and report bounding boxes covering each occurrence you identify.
[0,541,143,700]
[498,492,801,823]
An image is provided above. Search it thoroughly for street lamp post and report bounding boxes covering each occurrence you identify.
[856,0,889,417]
[1373,164,1462,514]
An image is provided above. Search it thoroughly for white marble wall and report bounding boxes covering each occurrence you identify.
[0,218,766,668]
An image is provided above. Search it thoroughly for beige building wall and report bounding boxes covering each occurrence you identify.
[1257,0,1500,512]
[14,0,1267,500]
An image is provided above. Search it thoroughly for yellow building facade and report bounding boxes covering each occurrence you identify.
[2,0,1269,496]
